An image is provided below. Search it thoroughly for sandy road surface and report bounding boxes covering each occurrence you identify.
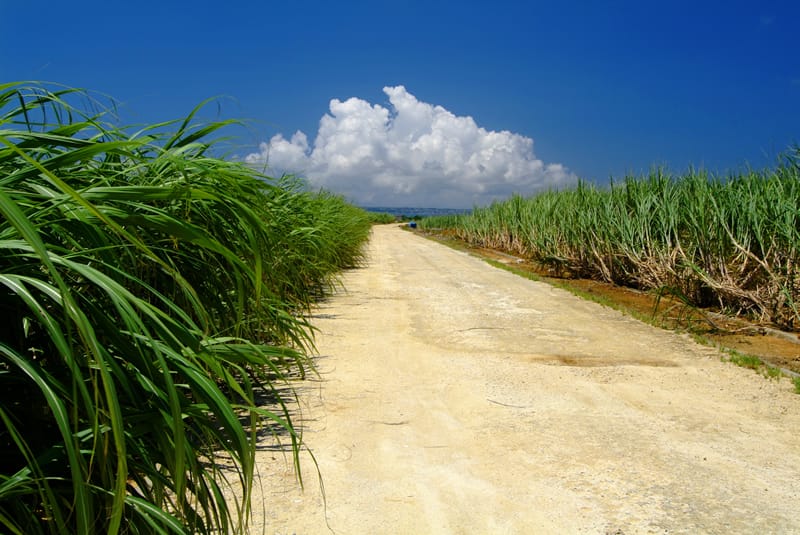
[251,224,800,534]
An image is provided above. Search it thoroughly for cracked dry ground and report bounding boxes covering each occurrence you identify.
[247,224,800,535]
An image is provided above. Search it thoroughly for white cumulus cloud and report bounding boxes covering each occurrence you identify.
[245,86,574,208]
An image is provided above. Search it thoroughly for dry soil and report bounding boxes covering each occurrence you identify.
[247,224,800,535]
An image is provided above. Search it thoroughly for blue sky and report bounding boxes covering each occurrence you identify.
[2,0,798,208]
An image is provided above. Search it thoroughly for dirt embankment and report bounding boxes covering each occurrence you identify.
[249,224,800,534]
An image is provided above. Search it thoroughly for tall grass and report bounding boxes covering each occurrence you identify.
[420,158,800,329]
[0,82,371,533]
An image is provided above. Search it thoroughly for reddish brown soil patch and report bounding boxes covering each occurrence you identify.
[559,277,800,375]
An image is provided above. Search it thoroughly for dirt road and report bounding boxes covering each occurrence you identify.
[252,224,800,534]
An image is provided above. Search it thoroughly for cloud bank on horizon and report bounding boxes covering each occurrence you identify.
[245,86,575,208]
